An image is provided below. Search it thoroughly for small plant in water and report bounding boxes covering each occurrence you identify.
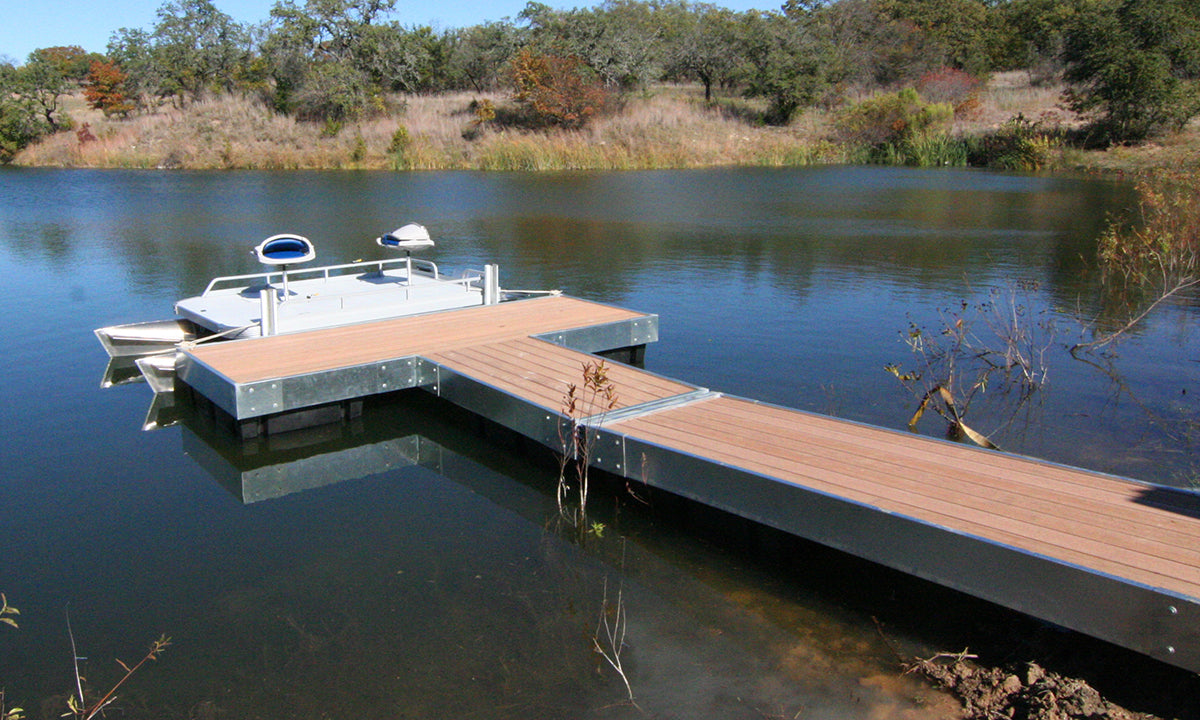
[557,360,619,528]
[886,283,1055,448]
[0,594,17,629]
[594,575,633,703]
[592,540,636,705]
[66,610,170,720]
[2,594,23,720]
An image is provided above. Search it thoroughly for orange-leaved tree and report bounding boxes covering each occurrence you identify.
[508,48,613,130]
[83,61,135,117]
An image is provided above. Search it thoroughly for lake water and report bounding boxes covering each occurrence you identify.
[1,167,1197,718]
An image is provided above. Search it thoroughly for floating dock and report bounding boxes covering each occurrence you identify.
[177,295,1200,674]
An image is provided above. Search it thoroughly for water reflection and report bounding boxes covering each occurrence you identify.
[179,397,435,504]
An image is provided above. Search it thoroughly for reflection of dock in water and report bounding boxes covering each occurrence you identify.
[184,429,428,504]
[177,392,454,504]
[169,294,1200,675]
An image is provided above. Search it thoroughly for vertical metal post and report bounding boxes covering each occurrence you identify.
[260,287,277,336]
[483,263,500,305]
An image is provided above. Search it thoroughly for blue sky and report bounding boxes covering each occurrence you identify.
[0,0,774,64]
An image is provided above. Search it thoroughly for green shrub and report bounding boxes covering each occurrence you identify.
[836,88,956,165]
[966,114,1062,171]
[0,97,51,164]
[1097,171,1200,289]
[319,119,342,138]
[388,124,411,154]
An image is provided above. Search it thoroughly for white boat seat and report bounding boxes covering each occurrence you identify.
[377,223,435,252]
[254,234,316,266]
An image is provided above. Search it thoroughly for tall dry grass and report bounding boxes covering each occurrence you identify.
[13,75,1097,172]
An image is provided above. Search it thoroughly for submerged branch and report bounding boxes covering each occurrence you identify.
[1071,277,1200,353]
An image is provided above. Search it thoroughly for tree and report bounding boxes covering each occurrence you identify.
[987,0,1082,77]
[665,4,741,103]
[0,62,53,162]
[106,27,165,109]
[153,0,249,103]
[1062,0,1200,143]
[448,21,523,92]
[509,47,614,128]
[738,10,838,124]
[83,60,136,116]
[27,46,103,82]
[519,0,667,90]
[11,49,75,131]
[874,0,993,77]
[818,0,939,86]
[263,0,412,120]
[291,58,375,121]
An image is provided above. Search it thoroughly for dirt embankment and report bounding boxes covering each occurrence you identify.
[906,653,1164,720]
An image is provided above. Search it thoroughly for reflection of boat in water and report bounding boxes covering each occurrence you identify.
[96,224,528,390]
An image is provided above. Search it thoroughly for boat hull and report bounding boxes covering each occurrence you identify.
[135,353,180,394]
[94,319,198,357]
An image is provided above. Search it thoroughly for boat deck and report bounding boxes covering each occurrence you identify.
[175,265,483,335]
[177,294,1200,673]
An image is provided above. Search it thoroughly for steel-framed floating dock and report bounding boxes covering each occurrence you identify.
[177,295,1200,674]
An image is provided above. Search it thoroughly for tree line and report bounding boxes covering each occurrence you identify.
[2,0,1198,163]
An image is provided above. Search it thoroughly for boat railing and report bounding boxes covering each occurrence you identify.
[200,257,442,296]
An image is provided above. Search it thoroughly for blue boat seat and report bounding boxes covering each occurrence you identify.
[254,234,316,266]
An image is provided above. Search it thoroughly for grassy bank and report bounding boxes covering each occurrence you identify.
[13,74,1198,172]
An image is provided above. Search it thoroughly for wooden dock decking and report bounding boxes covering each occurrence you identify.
[178,295,1200,673]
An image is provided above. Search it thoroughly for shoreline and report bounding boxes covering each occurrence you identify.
[14,79,1198,175]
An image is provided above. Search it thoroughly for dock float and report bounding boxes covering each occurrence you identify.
[177,295,1200,674]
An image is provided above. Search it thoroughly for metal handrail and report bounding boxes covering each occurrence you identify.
[201,257,442,296]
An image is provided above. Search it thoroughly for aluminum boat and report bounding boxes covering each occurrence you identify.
[95,224,526,391]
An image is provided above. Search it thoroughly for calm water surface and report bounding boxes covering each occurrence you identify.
[1,167,1196,718]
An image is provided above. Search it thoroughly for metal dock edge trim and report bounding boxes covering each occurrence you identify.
[584,388,719,425]
[180,353,438,419]
[425,363,567,452]
[177,354,241,419]
[534,313,659,354]
[594,425,1200,673]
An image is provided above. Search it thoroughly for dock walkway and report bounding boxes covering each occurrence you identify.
[180,295,1200,673]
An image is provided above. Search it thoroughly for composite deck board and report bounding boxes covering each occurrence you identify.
[612,414,1193,595]
[429,337,696,413]
[617,399,1198,569]
[188,296,646,384]
[609,396,1200,600]
[658,405,1200,562]
[687,399,1200,540]
[679,400,1200,543]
